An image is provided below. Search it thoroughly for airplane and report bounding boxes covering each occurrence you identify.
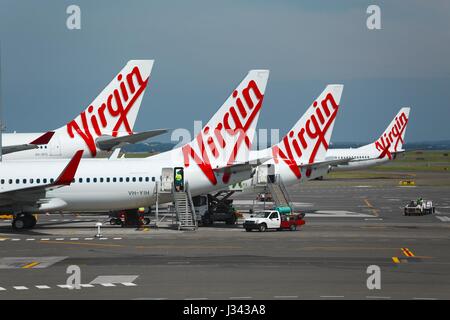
[229,84,345,192]
[325,107,410,170]
[0,69,270,229]
[1,60,168,159]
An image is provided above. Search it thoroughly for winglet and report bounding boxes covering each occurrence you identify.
[54,150,84,185]
[30,131,55,145]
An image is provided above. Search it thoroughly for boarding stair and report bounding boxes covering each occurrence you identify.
[172,182,197,230]
[267,174,294,210]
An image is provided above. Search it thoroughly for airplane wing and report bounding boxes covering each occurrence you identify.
[2,132,55,155]
[213,157,271,175]
[0,150,83,208]
[95,129,169,151]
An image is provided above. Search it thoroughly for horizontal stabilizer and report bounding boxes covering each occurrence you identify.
[213,157,271,175]
[1,132,55,156]
[95,129,169,151]
[2,144,38,155]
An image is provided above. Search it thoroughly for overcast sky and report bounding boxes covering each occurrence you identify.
[0,0,449,144]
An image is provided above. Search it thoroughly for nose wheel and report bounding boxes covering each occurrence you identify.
[12,214,37,230]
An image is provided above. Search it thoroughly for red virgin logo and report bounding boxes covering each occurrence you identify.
[66,66,149,156]
[375,112,408,159]
[272,93,339,179]
[182,80,264,185]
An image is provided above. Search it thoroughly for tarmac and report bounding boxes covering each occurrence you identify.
[0,171,449,300]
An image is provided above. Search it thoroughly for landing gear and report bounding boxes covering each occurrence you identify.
[12,214,37,230]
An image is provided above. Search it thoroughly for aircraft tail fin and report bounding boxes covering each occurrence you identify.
[181,70,270,185]
[366,107,410,159]
[271,85,344,179]
[56,60,154,156]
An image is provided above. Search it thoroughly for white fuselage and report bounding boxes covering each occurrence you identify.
[229,149,330,192]
[325,146,390,170]
[2,132,110,160]
[0,148,253,213]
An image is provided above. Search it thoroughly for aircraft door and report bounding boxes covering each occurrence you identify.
[257,164,275,184]
[49,134,62,156]
[174,167,185,192]
[161,168,174,192]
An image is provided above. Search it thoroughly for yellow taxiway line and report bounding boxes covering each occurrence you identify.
[22,262,40,269]
[364,198,380,217]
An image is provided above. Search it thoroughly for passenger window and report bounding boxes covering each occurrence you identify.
[0,179,4,184]
[8,179,12,184]
[106,178,110,183]
[86,178,90,183]
[36,179,40,184]
[113,178,117,183]
[79,178,83,183]
[119,178,123,182]
[43,179,47,183]
[100,178,104,183]
[23,179,27,184]
[30,179,34,184]
[126,177,130,182]
[93,178,97,183]
[16,179,20,184]
[139,177,143,182]
[132,177,136,182]
[151,177,155,182]
[50,178,54,183]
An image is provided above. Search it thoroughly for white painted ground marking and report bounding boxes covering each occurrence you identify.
[36,285,51,289]
[50,219,58,222]
[320,295,344,298]
[122,282,137,287]
[84,238,94,240]
[13,286,29,290]
[306,211,373,218]
[100,283,116,287]
[99,238,108,240]
[366,296,391,299]
[365,218,383,221]
[0,287,6,291]
[436,216,450,222]
[0,239,7,241]
[274,296,298,299]
[41,238,50,241]
[229,297,252,299]
[413,297,437,300]
[113,238,122,240]
[70,238,79,241]
[185,298,208,300]
[80,284,94,288]
[55,238,64,241]
[11,239,20,241]
[90,275,139,285]
[58,285,74,289]
[26,239,35,241]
